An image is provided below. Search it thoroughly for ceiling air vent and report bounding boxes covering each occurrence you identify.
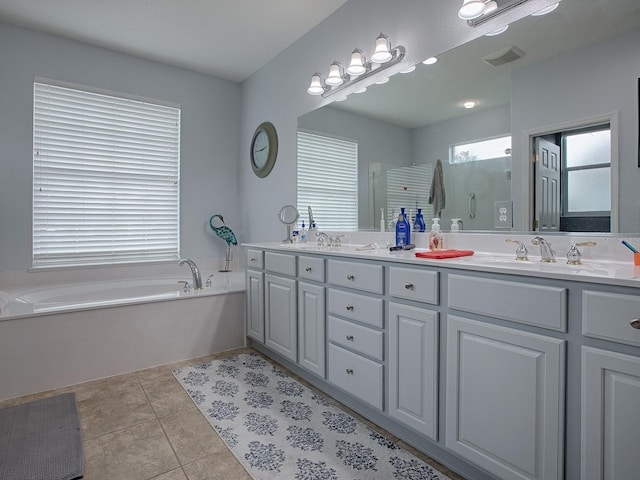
[482,46,525,67]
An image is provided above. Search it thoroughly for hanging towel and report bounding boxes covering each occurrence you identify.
[429,158,446,218]
[415,249,474,259]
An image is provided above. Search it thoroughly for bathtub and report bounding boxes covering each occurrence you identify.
[0,271,246,401]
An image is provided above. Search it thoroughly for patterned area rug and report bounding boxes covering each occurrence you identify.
[174,351,451,480]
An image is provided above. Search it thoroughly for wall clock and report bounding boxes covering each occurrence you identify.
[250,121,278,178]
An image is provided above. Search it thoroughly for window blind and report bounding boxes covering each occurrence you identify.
[297,131,358,230]
[33,81,181,268]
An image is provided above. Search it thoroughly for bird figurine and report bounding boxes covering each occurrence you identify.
[209,214,238,272]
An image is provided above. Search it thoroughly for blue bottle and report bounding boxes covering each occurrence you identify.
[395,207,410,246]
[414,208,426,232]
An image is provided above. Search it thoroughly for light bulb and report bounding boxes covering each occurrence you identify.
[458,0,486,20]
[371,34,393,64]
[347,49,367,76]
[423,56,438,65]
[307,74,324,95]
[463,100,476,109]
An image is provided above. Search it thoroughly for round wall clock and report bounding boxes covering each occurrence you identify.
[250,121,278,178]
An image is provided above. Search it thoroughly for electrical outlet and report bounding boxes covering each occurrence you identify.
[494,201,512,228]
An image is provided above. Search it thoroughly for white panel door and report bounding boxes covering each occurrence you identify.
[582,347,640,480]
[246,270,264,343]
[265,274,297,362]
[298,281,325,378]
[388,303,439,440]
[446,315,565,480]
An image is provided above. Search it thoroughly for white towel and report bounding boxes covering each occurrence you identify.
[0,291,10,314]
[429,158,446,218]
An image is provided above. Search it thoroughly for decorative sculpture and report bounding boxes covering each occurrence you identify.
[209,214,238,272]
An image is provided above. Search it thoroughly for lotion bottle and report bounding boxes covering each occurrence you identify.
[395,208,410,247]
[428,217,443,251]
[414,208,426,232]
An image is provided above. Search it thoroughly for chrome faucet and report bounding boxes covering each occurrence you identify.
[531,236,556,262]
[179,258,202,290]
[315,231,331,247]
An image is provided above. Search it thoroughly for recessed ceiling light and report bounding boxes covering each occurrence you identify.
[423,56,438,65]
[463,101,476,109]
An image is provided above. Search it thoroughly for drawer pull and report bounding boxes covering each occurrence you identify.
[347,274,355,281]
[404,282,414,290]
[249,258,255,262]
[631,318,640,329]
[305,267,312,272]
[346,305,354,311]
[346,368,354,375]
[346,335,354,341]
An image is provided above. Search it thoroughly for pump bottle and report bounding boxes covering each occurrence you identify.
[395,208,410,247]
[428,218,443,251]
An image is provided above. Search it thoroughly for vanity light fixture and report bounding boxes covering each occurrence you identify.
[461,0,560,27]
[458,0,487,20]
[306,33,406,98]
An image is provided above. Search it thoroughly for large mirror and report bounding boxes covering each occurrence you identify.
[297,0,640,233]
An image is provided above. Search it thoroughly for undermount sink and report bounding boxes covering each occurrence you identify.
[458,254,618,277]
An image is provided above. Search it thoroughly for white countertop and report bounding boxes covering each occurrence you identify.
[244,240,640,289]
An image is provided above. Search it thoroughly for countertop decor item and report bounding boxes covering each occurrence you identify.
[251,121,278,178]
[209,214,238,272]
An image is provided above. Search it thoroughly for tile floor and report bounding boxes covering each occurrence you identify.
[0,347,464,480]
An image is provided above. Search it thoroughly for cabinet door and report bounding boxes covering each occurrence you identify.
[265,274,297,362]
[388,303,438,440]
[582,347,640,480]
[298,282,325,378]
[246,270,264,343]
[445,315,565,480]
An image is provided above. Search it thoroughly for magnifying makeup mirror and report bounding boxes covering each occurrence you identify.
[278,205,299,243]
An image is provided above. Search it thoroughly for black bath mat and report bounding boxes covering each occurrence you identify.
[0,393,83,480]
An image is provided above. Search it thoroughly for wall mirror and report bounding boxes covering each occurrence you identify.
[297,0,640,233]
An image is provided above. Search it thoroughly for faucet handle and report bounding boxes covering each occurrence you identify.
[505,239,529,261]
[178,281,192,292]
[566,241,597,265]
[205,274,214,288]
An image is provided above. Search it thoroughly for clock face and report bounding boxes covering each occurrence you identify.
[252,130,269,169]
[250,122,278,178]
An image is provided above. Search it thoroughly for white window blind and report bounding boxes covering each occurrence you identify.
[33,81,181,268]
[297,131,358,230]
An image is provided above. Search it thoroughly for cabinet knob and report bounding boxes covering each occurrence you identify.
[346,305,354,311]
[404,282,414,290]
[305,267,312,272]
[347,274,355,281]
[346,368,354,375]
[631,318,640,329]
[346,335,354,341]
[249,258,255,262]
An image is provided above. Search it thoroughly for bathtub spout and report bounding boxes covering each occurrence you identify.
[178,258,202,290]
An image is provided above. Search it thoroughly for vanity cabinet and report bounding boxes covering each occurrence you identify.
[445,316,565,480]
[245,249,265,343]
[581,289,640,480]
[264,252,297,363]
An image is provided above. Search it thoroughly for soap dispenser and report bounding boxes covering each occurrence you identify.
[299,222,308,243]
[395,207,410,247]
[428,218,443,251]
[414,208,426,232]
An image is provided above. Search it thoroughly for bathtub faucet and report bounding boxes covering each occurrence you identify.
[178,258,202,290]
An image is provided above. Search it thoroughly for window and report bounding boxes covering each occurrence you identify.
[450,135,511,164]
[33,80,181,268]
[563,125,610,214]
[297,130,358,230]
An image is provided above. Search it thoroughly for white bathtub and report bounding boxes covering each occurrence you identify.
[0,271,246,401]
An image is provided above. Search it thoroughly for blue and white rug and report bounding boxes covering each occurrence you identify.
[174,351,452,480]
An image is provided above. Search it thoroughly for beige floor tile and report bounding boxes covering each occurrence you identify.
[143,378,195,417]
[84,419,179,480]
[150,468,188,480]
[78,383,156,439]
[67,372,141,402]
[183,451,250,480]
[137,364,180,386]
[161,408,228,465]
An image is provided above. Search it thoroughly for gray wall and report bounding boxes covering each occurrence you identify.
[238,0,538,242]
[510,27,640,231]
[0,22,241,270]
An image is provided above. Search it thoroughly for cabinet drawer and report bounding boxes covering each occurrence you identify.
[328,260,383,294]
[583,290,640,348]
[389,267,438,305]
[328,289,383,328]
[264,252,296,276]
[448,274,567,332]
[246,249,264,269]
[298,256,325,282]
[328,316,383,360]
[328,343,383,410]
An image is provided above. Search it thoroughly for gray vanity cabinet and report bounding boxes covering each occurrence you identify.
[297,255,326,378]
[264,252,297,363]
[246,249,265,343]
[581,289,640,480]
